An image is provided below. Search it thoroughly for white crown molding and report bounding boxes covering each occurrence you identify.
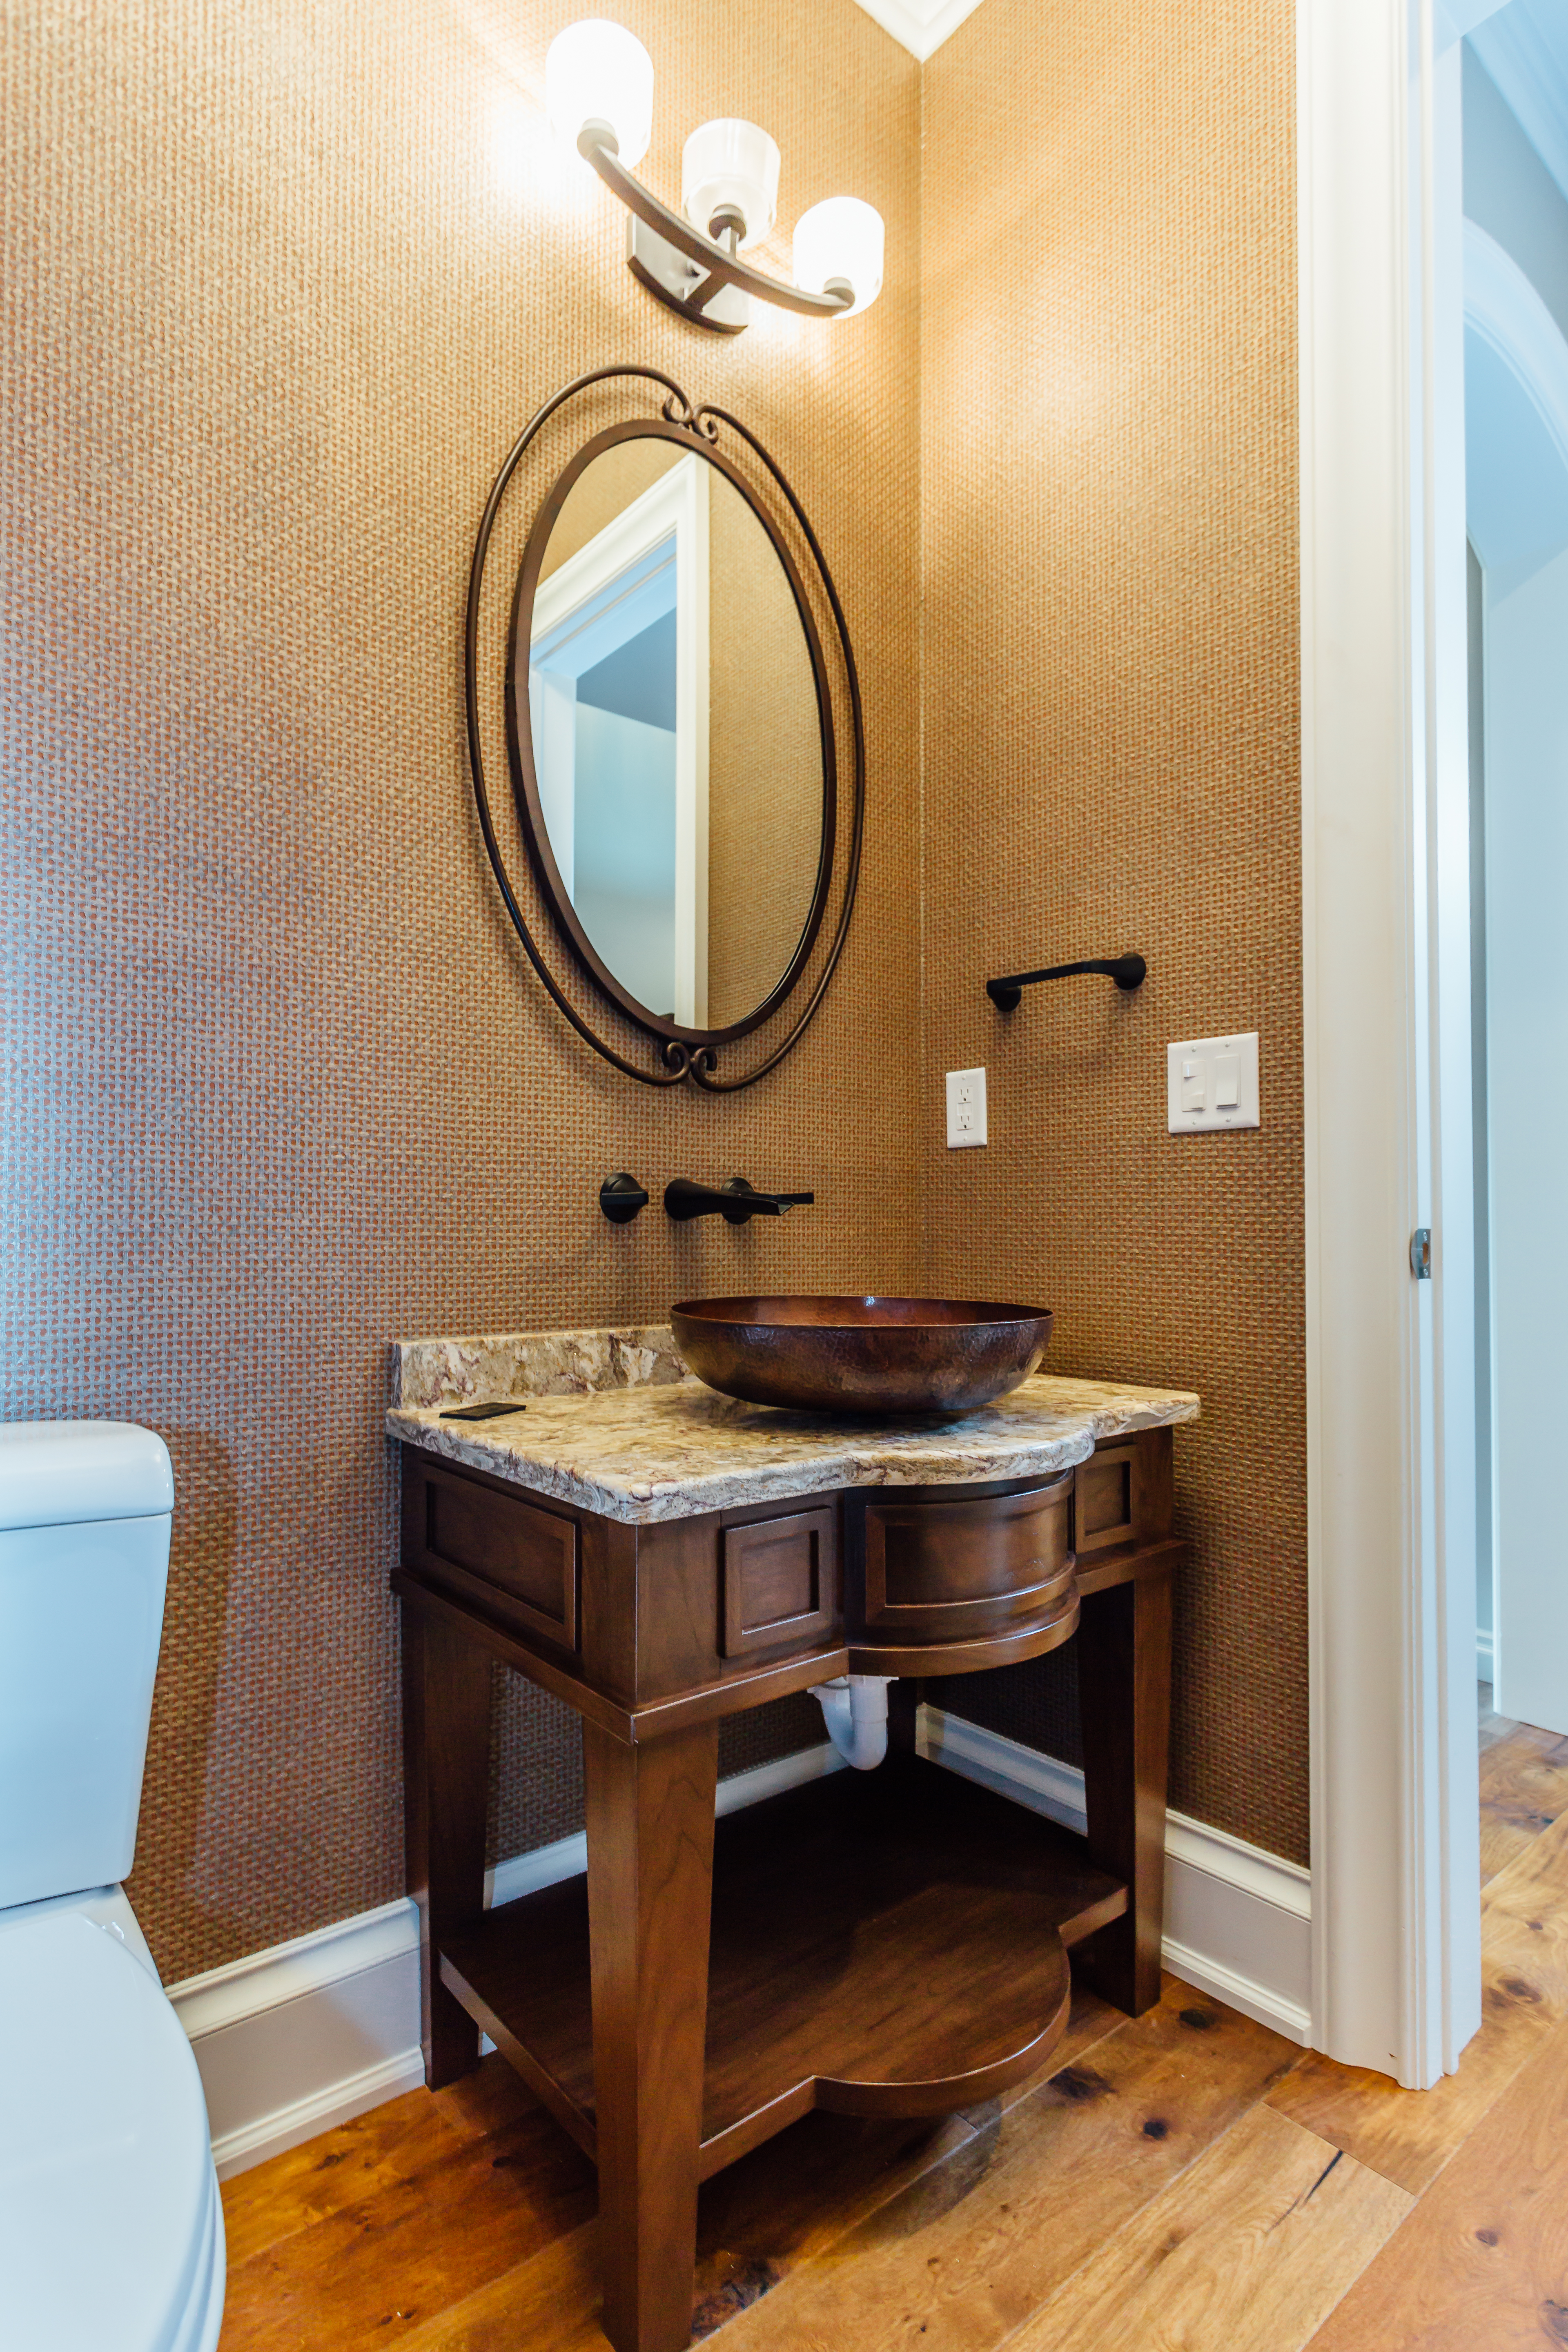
[848,0,987,64]
[916,1706,1312,2043]
[1434,0,1510,45]
[1471,2,1568,207]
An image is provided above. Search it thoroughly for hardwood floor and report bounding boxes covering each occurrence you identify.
[218,1695,1568,2351]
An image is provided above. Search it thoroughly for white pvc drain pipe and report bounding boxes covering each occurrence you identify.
[808,1673,891,1770]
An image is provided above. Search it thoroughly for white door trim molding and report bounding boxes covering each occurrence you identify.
[1297,0,1481,2085]
[917,1708,1312,2043]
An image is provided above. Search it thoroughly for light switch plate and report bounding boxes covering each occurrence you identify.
[946,1067,987,1148]
[1167,1033,1260,1132]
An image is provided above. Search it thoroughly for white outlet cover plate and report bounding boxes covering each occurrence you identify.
[946,1067,987,1148]
[1167,1033,1261,1133]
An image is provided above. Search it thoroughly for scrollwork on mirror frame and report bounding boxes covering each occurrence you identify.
[463,365,864,1093]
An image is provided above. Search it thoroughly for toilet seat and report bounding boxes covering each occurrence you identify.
[0,1911,225,2352]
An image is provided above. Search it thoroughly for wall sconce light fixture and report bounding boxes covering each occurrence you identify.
[545,18,885,335]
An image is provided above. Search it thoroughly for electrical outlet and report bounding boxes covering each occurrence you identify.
[946,1067,987,1148]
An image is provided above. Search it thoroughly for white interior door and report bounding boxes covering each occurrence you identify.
[1486,546,1568,1731]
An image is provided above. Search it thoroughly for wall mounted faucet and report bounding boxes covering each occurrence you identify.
[664,1177,814,1225]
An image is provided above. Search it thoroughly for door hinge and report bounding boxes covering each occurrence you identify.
[1410,1227,1432,1279]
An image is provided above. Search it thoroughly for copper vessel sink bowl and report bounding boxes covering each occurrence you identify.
[670,1296,1055,1417]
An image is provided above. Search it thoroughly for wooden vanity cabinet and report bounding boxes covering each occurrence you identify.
[394,1429,1180,2352]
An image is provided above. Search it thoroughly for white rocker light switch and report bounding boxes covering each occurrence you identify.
[1167,1034,1260,1133]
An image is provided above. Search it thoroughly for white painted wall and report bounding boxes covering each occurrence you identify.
[1485,541,1568,1732]
[1463,42,1568,1710]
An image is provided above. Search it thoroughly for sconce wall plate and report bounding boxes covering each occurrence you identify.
[626,214,749,335]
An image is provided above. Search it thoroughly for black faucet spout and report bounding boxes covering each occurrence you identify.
[664,1177,815,1226]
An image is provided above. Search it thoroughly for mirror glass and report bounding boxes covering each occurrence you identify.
[523,437,826,1032]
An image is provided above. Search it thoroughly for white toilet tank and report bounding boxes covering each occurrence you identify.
[0,1422,174,1909]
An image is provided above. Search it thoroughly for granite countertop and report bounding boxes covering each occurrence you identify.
[387,1324,1199,1526]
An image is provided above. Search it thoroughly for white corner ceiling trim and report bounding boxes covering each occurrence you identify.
[1466,217,1568,470]
[1471,0,1568,205]
[849,0,987,63]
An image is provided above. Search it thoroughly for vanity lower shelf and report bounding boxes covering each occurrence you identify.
[439,1751,1127,2180]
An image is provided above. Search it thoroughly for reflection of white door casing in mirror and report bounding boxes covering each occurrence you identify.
[522,432,826,1037]
[530,455,710,1027]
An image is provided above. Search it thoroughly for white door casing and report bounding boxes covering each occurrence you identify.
[1298,0,1481,2086]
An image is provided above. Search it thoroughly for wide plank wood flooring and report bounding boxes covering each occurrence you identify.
[218,1690,1568,2351]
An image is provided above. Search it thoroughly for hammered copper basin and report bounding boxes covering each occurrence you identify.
[670,1296,1055,1416]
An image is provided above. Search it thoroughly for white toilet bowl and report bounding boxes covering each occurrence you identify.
[0,1423,226,2352]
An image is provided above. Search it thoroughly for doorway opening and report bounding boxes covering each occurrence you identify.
[1460,21,1568,1748]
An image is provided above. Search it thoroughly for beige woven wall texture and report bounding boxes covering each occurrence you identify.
[920,0,1306,1862]
[2,0,1307,1981]
[1,0,922,1980]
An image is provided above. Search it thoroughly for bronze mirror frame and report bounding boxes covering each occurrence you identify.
[464,365,865,1094]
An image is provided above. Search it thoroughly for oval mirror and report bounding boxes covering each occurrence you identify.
[509,427,832,1040]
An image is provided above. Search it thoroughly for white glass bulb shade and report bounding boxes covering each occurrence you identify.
[682,119,780,250]
[546,20,654,171]
[793,195,884,317]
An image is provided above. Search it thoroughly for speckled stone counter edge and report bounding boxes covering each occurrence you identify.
[387,1328,1199,1526]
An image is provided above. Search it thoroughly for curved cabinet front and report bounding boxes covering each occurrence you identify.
[855,1470,1076,1645]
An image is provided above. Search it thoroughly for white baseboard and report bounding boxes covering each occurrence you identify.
[916,1706,1313,2045]
[170,1741,846,2180]
[172,1709,1312,2185]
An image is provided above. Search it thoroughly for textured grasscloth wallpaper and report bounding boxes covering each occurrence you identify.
[0,0,920,1980]
[1,0,1304,1984]
[920,0,1306,1862]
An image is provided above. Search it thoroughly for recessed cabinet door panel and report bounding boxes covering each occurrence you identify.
[421,1466,579,1652]
[862,1474,1074,1642]
[1073,1442,1143,1555]
[722,1507,838,1657]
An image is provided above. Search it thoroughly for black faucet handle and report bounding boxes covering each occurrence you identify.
[599,1172,650,1224]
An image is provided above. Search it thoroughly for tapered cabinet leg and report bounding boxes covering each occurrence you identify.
[1076,1567,1173,2016]
[401,1602,491,2087]
[585,1719,719,2352]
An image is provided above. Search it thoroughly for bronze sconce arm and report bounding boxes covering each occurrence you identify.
[580,127,851,336]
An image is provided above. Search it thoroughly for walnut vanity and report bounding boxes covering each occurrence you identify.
[388,1328,1196,2352]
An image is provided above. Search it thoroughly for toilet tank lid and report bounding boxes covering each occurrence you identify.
[0,1421,174,1529]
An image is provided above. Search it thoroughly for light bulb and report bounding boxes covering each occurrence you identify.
[682,120,780,250]
[793,196,884,318]
[545,20,654,171]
